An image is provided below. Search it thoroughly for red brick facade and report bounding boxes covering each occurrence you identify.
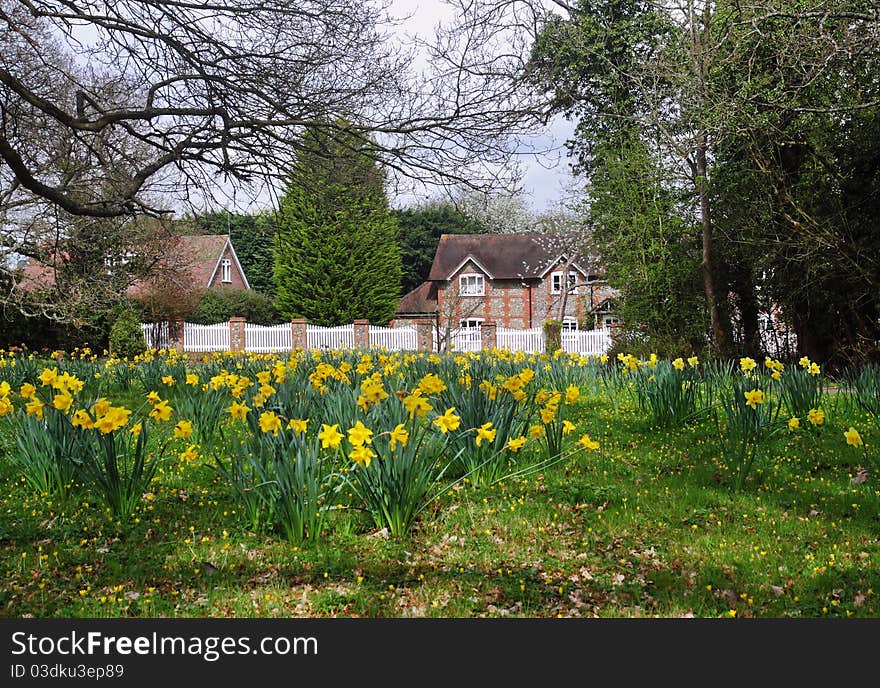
[436,257,618,330]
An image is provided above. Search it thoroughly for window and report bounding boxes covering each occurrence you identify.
[603,316,620,329]
[103,251,134,274]
[460,318,483,329]
[458,273,485,296]
[221,258,232,283]
[550,271,578,294]
[562,317,579,332]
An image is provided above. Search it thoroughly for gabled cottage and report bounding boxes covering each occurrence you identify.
[18,233,250,299]
[396,233,618,331]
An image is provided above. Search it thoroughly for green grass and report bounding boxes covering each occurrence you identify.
[2,384,878,619]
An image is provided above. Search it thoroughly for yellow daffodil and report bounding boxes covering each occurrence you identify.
[185,373,199,386]
[807,408,824,426]
[161,375,175,386]
[0,396,13,416]
[433,407,461,434]
[0,381,9,397]
[688,356,699,367]
[227,401,250,421]
[475,422,497,447]
[529,424,545,439]
[403,389,433,418]
[174,420,194,439]
[672,358,685,371]
[258,411,282,436]
[287,418,309,435]
[565,385,580,405]
[506,436,527,452]
[52,392,73,413]
[788,417,800,431]
[179,445,199,462]
[20,383,36,399]
[145,390,161,404]
[348,420,374,447]
[318,423,344,450]
[91,397,111,416]
[540,406,557,424]
[149,399,172,422]
[25,398,44,419]
[744,389,765,409]
[844,427,863,447]
[739,357,757,373]
[577,434,600,451]
[389,423,409,450]
[808,362,820,376]
[349,444,376,468]
[38,367,58,386]
[417,372,447,395]
[562,420,575,435]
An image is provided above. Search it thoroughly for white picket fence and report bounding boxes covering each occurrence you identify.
[183,322,229,352]
[562,330,613,355]
[307,324,356,350]
[141,320,612,355]
[246,323,293,353]
[497,326,544,353]
[140,322,170,350]
[369,325,417,350]
[439,326,481,353]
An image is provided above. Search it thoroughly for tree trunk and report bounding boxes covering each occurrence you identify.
[695,141,730,355]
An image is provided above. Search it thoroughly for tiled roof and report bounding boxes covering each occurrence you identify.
[396,281,437,314]
[17,234,241,295]
[427,233,599,281]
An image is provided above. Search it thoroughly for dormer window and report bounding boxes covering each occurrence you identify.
[459,273,485,296]
[221,258,232,283]
[551,271,578,295]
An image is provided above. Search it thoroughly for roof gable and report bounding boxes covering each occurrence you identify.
[428,233,598,281]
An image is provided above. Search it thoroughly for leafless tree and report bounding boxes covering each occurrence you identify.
[0,0,555,219]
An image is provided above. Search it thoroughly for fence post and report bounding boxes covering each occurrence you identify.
[353,319,370,349]
[414,319,434,352]
[480,320,497,351]
[229,316,246,352]
[291,318,308,350]
[169,318,184,353]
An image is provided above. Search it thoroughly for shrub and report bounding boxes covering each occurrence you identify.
[108,309,147,358]
[190,289,279,325]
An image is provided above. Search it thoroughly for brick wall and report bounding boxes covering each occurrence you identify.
[434,258,618,330]
[207,245,248,289]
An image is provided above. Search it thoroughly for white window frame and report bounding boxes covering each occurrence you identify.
[550,270,579,295]
[221,258,232,283]
[459,318,484,330]
[458,272,485,297]
[562,317,579,332]
[603,316,620,329]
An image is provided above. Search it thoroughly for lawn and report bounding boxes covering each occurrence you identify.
[0,347,878,618]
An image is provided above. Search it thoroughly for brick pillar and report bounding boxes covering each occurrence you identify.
[229,316,246,352]
[480,320,497,351]
[291,318,308,350]
[353,319,370,349]
[415,319,434,351]
[169,318,184,353]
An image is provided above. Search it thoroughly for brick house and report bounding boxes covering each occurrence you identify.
[395,233,618,332]
[18,233,250,298]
